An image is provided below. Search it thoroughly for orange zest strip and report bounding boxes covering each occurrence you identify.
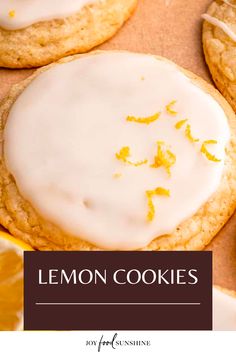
[166,100,178,116]
[116,146,148,167]
[146,187,170,222]
[175,119,188,130]
[126,112,161,125]
[185,124,199,143]
[201,140,221,162]
[150,141,176,176]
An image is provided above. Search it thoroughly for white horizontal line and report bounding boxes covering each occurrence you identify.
[35,302,201,306]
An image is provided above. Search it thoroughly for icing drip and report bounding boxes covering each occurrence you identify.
[202,13,236,42]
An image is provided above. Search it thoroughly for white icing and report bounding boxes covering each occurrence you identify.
[202,13,236,42]
[0,0,96,30]
[223,0,236,9]
[4,52,230,250]
[213,287,236,330]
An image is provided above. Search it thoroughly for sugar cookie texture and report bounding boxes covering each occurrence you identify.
[202,0,236,112]
[0,0,137,68]
[0,51,236,251]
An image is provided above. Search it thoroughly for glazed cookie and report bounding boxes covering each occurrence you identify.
[1,51,236,251]
[213,286,236,330]
[0,0,137,68]
[202,0,236,112]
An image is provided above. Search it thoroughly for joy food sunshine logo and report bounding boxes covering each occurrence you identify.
[85,333,151,352]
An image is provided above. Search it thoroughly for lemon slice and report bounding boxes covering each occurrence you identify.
[0,231,32,331]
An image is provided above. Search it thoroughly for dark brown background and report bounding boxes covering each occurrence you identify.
[0,0,235,290]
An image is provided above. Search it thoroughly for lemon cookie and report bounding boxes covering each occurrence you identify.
[213,286,236,330]
[202,0,236,112]
[0,0,137,68]
[0,51,236,251]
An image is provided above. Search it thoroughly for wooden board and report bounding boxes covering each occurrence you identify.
[0,0,235,290]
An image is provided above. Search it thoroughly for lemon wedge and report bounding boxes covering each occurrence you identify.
[0,231,32,331]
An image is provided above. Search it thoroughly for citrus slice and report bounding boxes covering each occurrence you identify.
[0,231,32,331]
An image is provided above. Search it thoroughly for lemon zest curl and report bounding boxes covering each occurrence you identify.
[116,146,148,167]
[166,100,178,116]
[8,10,15,18]
[201,140,221,162]
[150,141,176,176]
[126,112,161,125]
[146,187,170,222]
[113,173,122,179]
[175,119,188,130]
[185,124,199,143]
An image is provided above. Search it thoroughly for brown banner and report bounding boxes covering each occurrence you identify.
[24,251,212,330]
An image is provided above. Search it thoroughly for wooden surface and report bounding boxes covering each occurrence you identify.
[0,0,235,290]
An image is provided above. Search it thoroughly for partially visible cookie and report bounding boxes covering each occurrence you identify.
[0,0,137,68]
[202,0,236,112]
[213,286,236,330]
